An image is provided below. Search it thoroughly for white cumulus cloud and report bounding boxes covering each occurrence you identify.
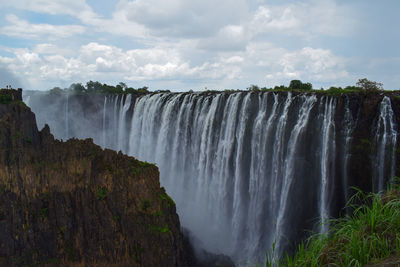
[0,14,85,40]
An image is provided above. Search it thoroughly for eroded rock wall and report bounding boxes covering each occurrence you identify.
[0,89,192,266]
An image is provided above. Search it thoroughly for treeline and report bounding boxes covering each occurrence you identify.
[49,81,171,95]
[48,78,385,95]
[247,78,384,93]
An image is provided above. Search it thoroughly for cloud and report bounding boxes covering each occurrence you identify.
[250,5,299,34]
[0,0,96,21]
[0,66,23,88]
[33,44,74,56]
[0,14,85,40]
[0,39,352,91]
[0,42,244,89]
[265,47,349,83]
[249,0,356,39]
[120,0,249,38]
[2,0,394,90]
[197,25,249,51]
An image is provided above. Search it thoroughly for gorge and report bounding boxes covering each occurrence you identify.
[24,90,400,264]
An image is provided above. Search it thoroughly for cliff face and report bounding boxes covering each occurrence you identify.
[23,89,400,262]
[0,89,191,266]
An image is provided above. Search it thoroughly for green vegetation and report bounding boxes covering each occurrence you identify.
[42,78,390,96]
[357,78,383,91]
[159,190,175,208]
[324,85,362,96]
[152,210,163,217]
[138,161,154,168]
[247,78,387,95]
[247,79,312,92]
[49,81,157,95]
[41,208,49,219]
[150,225,172,235]
[130,159,156,176]
[97,186,109,200]
[271,182,400,266]
[0,94,12,104]
[289,80,312,90]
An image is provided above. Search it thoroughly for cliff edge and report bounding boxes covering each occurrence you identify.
[0,89,192,266]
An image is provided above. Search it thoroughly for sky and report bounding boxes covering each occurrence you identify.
[0,0,399,91]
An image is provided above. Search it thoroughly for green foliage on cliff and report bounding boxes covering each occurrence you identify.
[357,78,383,91]
[97,186,109,200]
[0,94,12,104]
[247,78,388,95]
[159,190,175,208]
[49,81,154,95]
[289,80,312,90]
[272,182,400,266]
[150,225,172,235]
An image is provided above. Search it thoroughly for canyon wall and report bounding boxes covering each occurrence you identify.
[24,90,400,264]
[0,89,194,266]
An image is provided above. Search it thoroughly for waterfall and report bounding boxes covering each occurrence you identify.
[24,95,31,106]
[102,96,107,148]
[126,92,329,261]
[341,96,358,212]
[65,93,69,140]
[374,96,398,192]
[273,94,317,256]
[113,95,120,149]
[23,91,399,264]
[318,97,336,234]
[117,94,132,152]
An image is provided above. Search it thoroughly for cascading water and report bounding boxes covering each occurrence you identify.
[117,94,132,152]
[102,96,107,147]
[273,94,317,256]
[65,93,69,139]
[341,96,357,212]
[23,91,399,264]
[374,96,398,192]
[318,97,336,234]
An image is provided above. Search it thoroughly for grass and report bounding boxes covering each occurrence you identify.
[269,182,400,267]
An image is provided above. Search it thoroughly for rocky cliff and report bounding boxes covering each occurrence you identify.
[0,89,193,266]
[23,89,400,263]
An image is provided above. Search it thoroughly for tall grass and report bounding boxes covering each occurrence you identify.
[272,182,400,266]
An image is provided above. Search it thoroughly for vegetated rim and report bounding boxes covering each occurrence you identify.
[267,180,400,267]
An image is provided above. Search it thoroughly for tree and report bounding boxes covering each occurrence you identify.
[247,84,260,91]
[49,87,64,95]
[137,86,149,94]
[69,83,85,93]
[356,78,383,91]
[289,80,312,90]
[86,81,103,93]
[118,82,127,90]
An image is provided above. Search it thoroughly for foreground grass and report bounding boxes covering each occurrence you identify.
[271,184,400,266]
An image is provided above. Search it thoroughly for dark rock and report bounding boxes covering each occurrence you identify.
[0,89,193,266]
